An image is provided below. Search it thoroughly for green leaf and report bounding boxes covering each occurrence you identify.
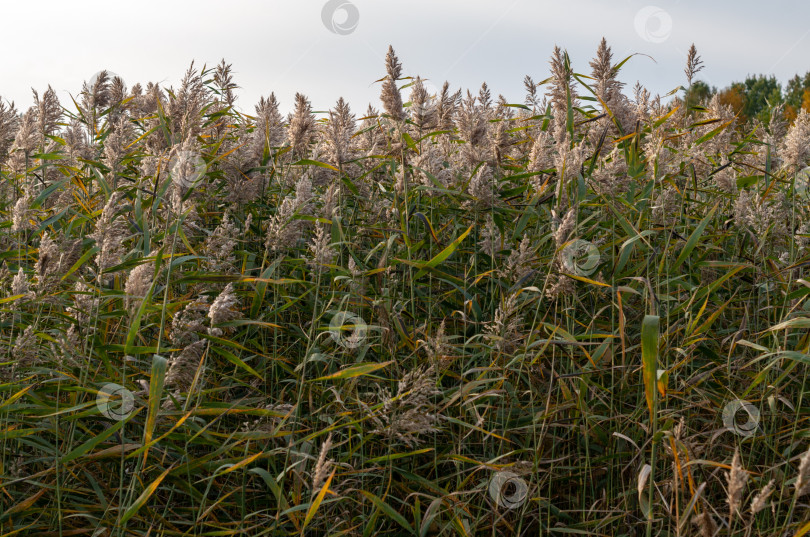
[120,465,174,524]
[402,131,418,152]
[694,120,734,145]
[413,212,440,244]
[736,175,760,189]
[211,344,262,380]
[367,448,434,463]
[414,224,474,279]
[641,315,660,422]
[250,259,282,318]
[767,317,810,331]
[31,180,68,209]
[293,158,339,172]
[313,361,393,381]
[360,491,414,534]
[0,386,34,412]
[678,483,706,534]
[341,174,360,195]
[61,407,140,464]
[142,354,167,462]
[672,201,718,271]
[249,467,297,529]
[30,152,64,161]
[61,245,98,281]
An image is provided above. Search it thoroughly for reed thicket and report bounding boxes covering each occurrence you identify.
[1,40,810,536]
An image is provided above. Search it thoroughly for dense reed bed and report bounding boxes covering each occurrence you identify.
[1,39,810,536]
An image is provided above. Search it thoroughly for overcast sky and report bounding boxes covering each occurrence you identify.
[2,1,809,116]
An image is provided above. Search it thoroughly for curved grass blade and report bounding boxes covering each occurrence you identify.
[313,361,393,382]
[414,224,473,280]
[120,464,175,525]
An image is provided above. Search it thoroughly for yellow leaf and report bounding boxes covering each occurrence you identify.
[120,465,174,524]
[563,272,611,287]
[303,467,336,529]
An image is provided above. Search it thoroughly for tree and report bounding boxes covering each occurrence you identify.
[683,80,715,112]
[742,75,782,124]
[717,82,746,122]
[785,72,810,110]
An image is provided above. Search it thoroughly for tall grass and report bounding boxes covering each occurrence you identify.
[0,41,809,536]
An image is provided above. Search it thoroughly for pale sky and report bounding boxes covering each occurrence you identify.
[2,1,809,116]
